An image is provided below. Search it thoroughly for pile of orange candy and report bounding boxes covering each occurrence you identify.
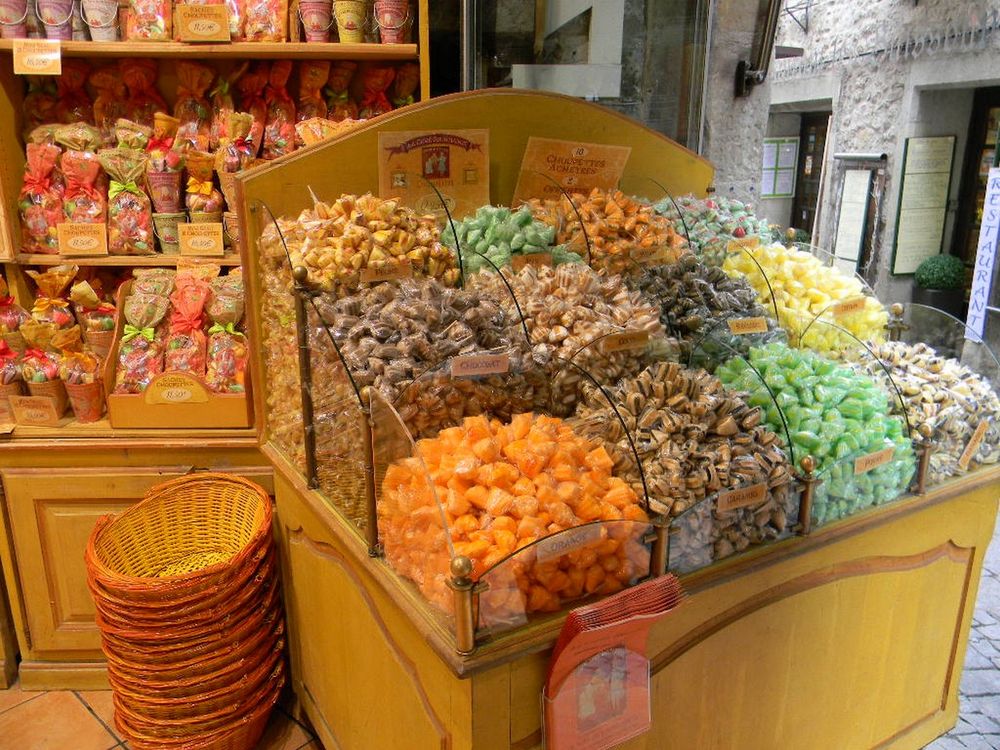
[380,413,651,615]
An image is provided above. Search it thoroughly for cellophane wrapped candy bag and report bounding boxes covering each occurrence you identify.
[70,281,116,334]
[262,60,296,160]
[297,60,330,123]
[324,61,358,121]
[127,0,170,39]
[26,265,78,329]
[19,143,63,254]
[19,320,62,384]
[205,273,247,393]
[185,150,225,213]
[174,62,215,152]
[132,268,176,297]
[209,63,247,150]
[55,326,98,384]
[90,66,129,146]
[122,59,169,127]
[215,112,254,209]
[55,60,93,124]
[22,77,58,141]
[164,273,210,377]
[146,112,185,213]
[236,62,269,155]
[115,118,152,151]
[358,65,396,119]
[115,290,169,393]
[0,275,30,349]
[99,148,154,255]
[391,61,419,108]
[241,0,286,41]
[0,340,22,387]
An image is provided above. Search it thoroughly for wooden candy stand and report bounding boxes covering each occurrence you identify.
[235,89,999,750]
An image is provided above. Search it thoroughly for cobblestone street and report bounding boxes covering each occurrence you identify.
[929,513,1000,750]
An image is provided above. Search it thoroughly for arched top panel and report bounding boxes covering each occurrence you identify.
[236,89,715,221]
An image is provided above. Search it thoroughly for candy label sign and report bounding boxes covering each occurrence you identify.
[145,374,210,405]
[832,297,867,318]
[717,483,767,512]
[854,446,895,475]
[58,223,108,255]
[10,395,60,426]
[512,138,631,204]
[511,253,553,272]
[13,40,61,75]
[360,261,412,283]
[176,5,231,41]
[451,353,509,377]
[959,420,989,471]
[178,223,225,256]
[602,331,649,353]
[727,317,768,335]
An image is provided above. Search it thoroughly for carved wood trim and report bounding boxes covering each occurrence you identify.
[287,526,452,750]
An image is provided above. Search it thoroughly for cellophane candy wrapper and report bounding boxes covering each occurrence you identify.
[237,62,269,155]
[55,122,103,154]
[99,148,155,255]
[0,341,22,385]
[26,265,78,329]
[70,280,116,333]
[0,276,30,343]
[147,112,180,163]
[132,268,176,297]
[51,326,96,384]
[19,143,64,254]
[174,62,215,152]
[241,0,286,41]
[20,346,60,383]
[297,60,330,125]
[115,118,152,151]
[185,150,225,212]
[391,61,420,109]
[325,61,359,121]
[123,59,169,127]
[164,274,210,377]
[56,60,94,124]
[215,112,254,209]
[61,151,107,224]
[22,77,58,141]
[127,0,170,39]
[90,66,129,147]
[262,60,296,160]
[358,65,396,119]
[115,291,169,393]
[209,63,247,150]
[205,272,246,393]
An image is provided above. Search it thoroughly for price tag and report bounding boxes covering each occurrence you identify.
[10,395,61,426]
[602,331,650,353]
[360,261,412,283]
[832,297,867,318]
[178,222,225,257]
[144,373,209,405]
[13,39,61,75]
[511,252,553,272]
[717,482,768,512]
[854,446,895,475]
[958,420,989,471]
[451,353,509,377]
[57,223,108,255]
[512,137,632,204]
[175,4,231,41]
[727,317,768,335]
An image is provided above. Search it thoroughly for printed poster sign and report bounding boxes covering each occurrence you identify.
[378,130,490,220]
[512,137,631,204]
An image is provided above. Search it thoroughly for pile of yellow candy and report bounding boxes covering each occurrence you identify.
[722,243,887,352]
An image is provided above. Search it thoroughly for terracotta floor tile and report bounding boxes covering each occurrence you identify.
[77,690,119,739]
[255,708,313,750]
[0,679,42,715]
[0,690,118,750]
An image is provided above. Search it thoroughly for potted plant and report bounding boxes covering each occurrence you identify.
[912,254,967,319]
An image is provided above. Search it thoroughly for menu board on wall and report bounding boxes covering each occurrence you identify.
[834,169,873,273]
[760,137,799,198]
[891,135,955,274]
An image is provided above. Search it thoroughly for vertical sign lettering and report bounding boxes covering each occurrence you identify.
[967,167,1000,340]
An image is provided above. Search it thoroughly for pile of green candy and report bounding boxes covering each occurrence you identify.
[716,342,916,526]
[441,205,582,275]
[653,195,773,267]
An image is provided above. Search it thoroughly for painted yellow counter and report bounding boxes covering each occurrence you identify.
[271,446,998,750]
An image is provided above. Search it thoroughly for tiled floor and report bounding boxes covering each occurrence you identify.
[0,681,317,750]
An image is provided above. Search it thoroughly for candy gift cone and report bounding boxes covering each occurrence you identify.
[0,0,28,38]
[83,329,114,361]
[36,0,74,39]
[147,170,183,212]
[65,380,104,422]
[333,0,364,42]
[374,0,407,43]
[27,379,69,416]
[299,0,332,42]
[152,211,185,254]
[81,0,118,39]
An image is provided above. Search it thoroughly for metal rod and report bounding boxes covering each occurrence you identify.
[913,423,934,495]
[648,518,669,578]
[448,556,476,655]
[886,302,908,342]
[292,267,319,490]
[797,455,818,536]
[460,0,477,91]
[362,406,380,556]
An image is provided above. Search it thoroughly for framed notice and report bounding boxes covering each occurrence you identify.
[760,137,798,198]
[378,129,490,220]
[891,135,956,274]
[833,169,873,273]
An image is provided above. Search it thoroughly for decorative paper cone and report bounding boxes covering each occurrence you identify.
[0,0,28,38]
[374,0,407,43]
[152,211,186,255]
[66,380,105,423]
[2,332,25,352]
[28,379,68,416]
[189,210,223,224]
[217,170,237,209]
[147,171,183,213]
[223,211,239,247]
[300,0,332,42]
[36,0,74,39]
[84,329,114,361]
[333,0,364,42]
[81,0,117,39]
[0,381,24,399]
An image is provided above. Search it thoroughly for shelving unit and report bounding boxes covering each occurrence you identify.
[0,3,431,689]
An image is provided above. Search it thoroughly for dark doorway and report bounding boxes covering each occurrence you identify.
[790,112,831,236]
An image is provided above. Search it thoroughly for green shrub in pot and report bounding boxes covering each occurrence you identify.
[912,254,967,319]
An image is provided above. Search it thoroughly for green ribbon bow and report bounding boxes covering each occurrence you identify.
[109,180,143,201]
[393,95,414,108]
[326,88,349,104]
[122,324,154,343]
[209,322,239,335]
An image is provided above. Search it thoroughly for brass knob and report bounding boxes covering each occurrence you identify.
[451,555,473,581]
[800,455,816,474]
[292,266,309,284]
[890,302,904,316]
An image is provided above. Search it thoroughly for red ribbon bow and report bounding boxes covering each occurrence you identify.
[22,174,52,194]
[0,296,14,307]
[360,90,391,112]
[66,175,102,203]
[147,135,175,153]
[23,347,47,362]
[0,341,14,363]
[169,308,205,337]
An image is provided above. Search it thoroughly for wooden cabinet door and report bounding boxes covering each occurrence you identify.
[0,466,274,657]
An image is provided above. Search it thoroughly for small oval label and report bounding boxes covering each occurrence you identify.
[162,387,193,403]
[190,19,221,35]
[188,236,216,251]
[67,235,99,252]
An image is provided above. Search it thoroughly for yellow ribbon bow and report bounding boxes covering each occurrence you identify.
[186,176,214,196]
[31,296,68,316]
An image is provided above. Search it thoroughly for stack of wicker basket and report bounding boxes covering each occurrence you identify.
[85,473,285,750]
